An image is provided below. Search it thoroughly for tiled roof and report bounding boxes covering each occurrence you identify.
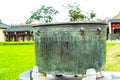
[108,12,120,23]
[4,26,32,32]
[113,13,120,19]
[109,19,120,22]
[0,23,9,29]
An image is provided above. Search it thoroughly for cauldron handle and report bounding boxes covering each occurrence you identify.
[30,29,34,35]
[80,27,85,39]
[35,29,41,36]
[96,27,101,35]
[80,27,85,35]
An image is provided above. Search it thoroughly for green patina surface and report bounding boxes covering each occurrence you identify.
[32,23,107,75]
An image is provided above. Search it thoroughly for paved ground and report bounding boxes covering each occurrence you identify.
[107,40,120,43]
[20,71,120,80]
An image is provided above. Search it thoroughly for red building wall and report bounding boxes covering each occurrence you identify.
[111,23,120,34]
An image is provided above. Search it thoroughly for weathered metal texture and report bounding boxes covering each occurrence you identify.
[32,22,107,75]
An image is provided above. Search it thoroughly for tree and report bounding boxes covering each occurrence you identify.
[26,5,59,24]
[85,11,96,21]
[65,3,85,21]
[90,10,96,21]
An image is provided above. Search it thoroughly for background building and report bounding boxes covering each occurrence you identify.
[4,25,33,42]
[109,13,120,40]
[0,21,9,42]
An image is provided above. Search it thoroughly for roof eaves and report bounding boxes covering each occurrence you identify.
[4,26,32,32]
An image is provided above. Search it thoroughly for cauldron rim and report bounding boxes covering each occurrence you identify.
[32,22,107,27]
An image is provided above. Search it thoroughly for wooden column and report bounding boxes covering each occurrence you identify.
[109,22,112,34]
[7,34,10,41]
[111,27,114,34]
[111,23,115,34]
[16,33,18,41]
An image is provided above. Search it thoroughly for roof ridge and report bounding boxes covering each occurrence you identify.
[112,11,120,19]
[12,24,31,27]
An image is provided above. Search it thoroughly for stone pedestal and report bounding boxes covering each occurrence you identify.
[19,70,120,80]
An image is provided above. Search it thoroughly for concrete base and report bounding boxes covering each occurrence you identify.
[19,70,120,80]
[47,74,82,80]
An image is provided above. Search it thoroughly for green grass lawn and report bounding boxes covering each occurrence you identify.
[105,43,120,71]
[0,42,35,80]
[0,42,120,79]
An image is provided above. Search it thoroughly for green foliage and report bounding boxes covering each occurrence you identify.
[26,5,59,24]
[81,11,96,22]
[65,3,85,21]
[89,10,96,21]
[65,3,96,22]
[90,11,96,19]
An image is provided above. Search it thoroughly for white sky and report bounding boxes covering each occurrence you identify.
[0,0,120,25]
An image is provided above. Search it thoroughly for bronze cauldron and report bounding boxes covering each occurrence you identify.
[31,22,107,75]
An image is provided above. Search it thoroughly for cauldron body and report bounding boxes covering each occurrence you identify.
[32,22,107,75]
